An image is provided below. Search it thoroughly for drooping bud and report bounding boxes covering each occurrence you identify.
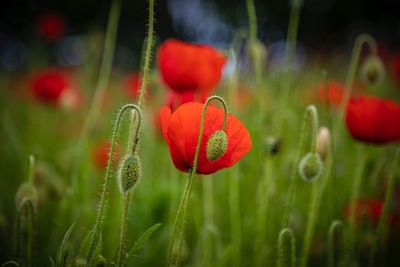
[299,153,323,182]
[264,136,281,156]
[118,154,142,193]
[206,130,228,161]
[15,182,37,209]
[360,56,385,86]
[316,127,330,160]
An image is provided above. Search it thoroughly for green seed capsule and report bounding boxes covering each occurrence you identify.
[360,56,385,86]
[118,154,141,193]
[299,153,323,182]
[206,130,228,161]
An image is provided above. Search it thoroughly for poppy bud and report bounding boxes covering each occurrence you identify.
[316,127,330,160]
[360,56,385,86]
[206,130,228,161]
[118,154,141,193]
[299,153,323,182]
[15,182,37,209]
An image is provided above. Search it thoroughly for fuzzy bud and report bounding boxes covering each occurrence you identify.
[316,127,330,160]
[118,154,141,193]
[206,130,228,161]
[299,153,323,182]
[360,56,385,86]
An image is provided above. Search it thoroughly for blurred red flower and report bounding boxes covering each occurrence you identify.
[317,81,345,107]
[343,199,383,225]
[92,141,120,170]
[123,73,150,101]
[29,69,82,109]
[37,12,65,41]
[157,39,227,107]
[345,95,400,144]
[160,102,252,174]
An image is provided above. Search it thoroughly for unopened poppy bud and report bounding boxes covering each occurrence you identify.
[299,153,323,182]
[206,130,228,161]
[15,182,37,209]
[360,56,385,86]
[316,127,330,160]
[118,154,141,193]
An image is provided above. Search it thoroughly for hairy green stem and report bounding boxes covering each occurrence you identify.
[368,148,400,267]
[282,105,319,227]
[167,96,229,267]
[328,220,344,267]
[85,104,139,266]
[277,228,296,267]
[117,191,132,267]
[229,171,241,267]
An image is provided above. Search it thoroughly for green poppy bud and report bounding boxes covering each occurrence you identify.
[118,154,141,193]
[299,153,323,182]
[360,56,385,86]
[206,130,228,161]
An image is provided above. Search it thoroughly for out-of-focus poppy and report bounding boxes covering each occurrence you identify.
[345,95,400,144]
[29,69,82,109]
[92,141,120,170]
[37,12,65,41]
[160,102,252,174]
[343,199,383,225]
[317,81,345,107]
[157,39,227,101]
[123,73,150,101]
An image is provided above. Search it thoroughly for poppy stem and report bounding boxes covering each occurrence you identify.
[168,96,229,267]
[282,105,319,228]
[85,104,138,266]
[246,0,262,86]
[229,170,242,267]
[368,148,400,267]
[116,190,132,267]
[284,0,302,69]
[339,33,377,120]
[277,228,296,267]
[327,220,344,267]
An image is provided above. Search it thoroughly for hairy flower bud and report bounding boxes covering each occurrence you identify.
[206,130,228,161]
[360,56,385,86]
[299,153,323,182]
[118,154,141,193]
[316,127,330,160]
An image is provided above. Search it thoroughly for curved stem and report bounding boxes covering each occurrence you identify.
[167,96,229,267]
[328,220,344,267]
[27,155,35,185]
[277,228,296,267]
[282,105,319,227]
[368,148,400,267]
[339,34,377,119]
[85,104,139,266]
[117,191,132,267]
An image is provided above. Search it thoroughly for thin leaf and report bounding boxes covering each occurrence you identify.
[127,223,161,258]
[56,222,76,266]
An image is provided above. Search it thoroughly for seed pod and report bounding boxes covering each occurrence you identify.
[316,127,330,160]
[206,130,228,161]
[299,153,323,182]
[118,154,141,193]
[360,56,385,86]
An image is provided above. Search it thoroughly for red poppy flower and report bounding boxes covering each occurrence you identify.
[157,39,227,98]
[38,12,65,41]
[92,141,120,170]
[123,73,150,101]
[30,69,70,105]
[160,102,252,174]
[317,81,345,107]
[166,90,208,111]
[345,95,400,144]
[343,199,383,225]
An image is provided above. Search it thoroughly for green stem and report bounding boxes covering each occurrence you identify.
[328,220,344,267]
[368,148,400,267]
[284,0,302,68]
[117,191,132,267]
[246,0,257,44]
[339,34,377,120]
[167,96,229,267]
[28,155,35,186]
[202,176,214,266]
[229,171,241,267]
[16,199,34,267]
[282,105,319,227]
[277,228,296,267]
[85,104,138,266]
